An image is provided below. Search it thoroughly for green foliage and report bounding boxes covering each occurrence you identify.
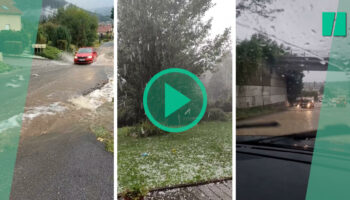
[53,6,98,47]
[118,99,138,127]
[203,108,227,121]
[54,26,71,50]
[237,33,285,85]
[91,126,114,153]
[118,0,230,125]
[41,22,58,43]
[36,26,47,44]
[0,62,13,73]
[56,40,68,51]
[237,33,304,103]
[127,120,165,138]
[39,45,62,60]
[121,186,148,200]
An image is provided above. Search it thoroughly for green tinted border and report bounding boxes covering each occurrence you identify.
[143,68,207,133]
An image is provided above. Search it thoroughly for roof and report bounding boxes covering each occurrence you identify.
[0,0,21,15]
[98,24,113,34]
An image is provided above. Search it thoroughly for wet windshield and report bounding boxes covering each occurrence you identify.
[236,0,337,150]
[78,48,92,53]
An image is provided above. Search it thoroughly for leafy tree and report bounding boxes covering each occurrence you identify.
[41,22,58,43]
[118,0,230,124]
[52,5,98,47]
[237,34,285,85]
[36,26,47,44]
[237,33,304,103]
[54,26,72,50]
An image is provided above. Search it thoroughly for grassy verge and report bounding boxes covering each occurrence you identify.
[237,106,286,120]
[38,46,62,60]
[117,121,232,193]
[90,126,113,153]
[0,62,13,73]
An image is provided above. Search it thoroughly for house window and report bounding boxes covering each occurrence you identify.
[4,24,10,30]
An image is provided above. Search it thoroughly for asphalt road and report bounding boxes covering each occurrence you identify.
[10,42,114,200]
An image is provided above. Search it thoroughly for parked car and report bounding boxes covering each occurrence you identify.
[74,47,97,64]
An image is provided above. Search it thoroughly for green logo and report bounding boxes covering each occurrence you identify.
[143,68,207,133]
[322,12,347,36]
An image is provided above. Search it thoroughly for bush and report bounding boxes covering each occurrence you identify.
[118,105,138,127]
[127,120,165,138]
[2,41,24,55]
[39,45,62,59]
[203,108,227,121]
[56,40,68,51]
[0,62,13,73]
[121,185,148,200]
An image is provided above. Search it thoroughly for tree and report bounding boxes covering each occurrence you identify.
[52,6,98,47]
[237,33,285,85]
[237,33,304,103]
[236,0,283,19]
[54,26,72,50]
[118,0,230,124]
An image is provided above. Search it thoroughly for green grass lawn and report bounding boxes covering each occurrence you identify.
[117,121,232,193]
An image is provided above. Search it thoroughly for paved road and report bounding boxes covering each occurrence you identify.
[237,104,321,136]
[10,42,114,200]
[140,180,232,200]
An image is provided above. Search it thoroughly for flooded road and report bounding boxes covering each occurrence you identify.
[237,103,321,136]
[10,42,114,200]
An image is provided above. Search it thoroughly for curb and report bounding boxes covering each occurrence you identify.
[118,177,232,198]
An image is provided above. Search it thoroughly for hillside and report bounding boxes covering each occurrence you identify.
[41,0,112,22]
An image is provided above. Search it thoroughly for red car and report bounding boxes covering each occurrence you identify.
[74,47,97,64]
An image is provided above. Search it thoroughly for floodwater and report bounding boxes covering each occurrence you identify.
[10,42,114,199]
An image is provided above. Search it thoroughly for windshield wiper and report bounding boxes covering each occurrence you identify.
[236,130,317,151]
[237,121,279,129]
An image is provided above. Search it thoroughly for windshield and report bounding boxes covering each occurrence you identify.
[78,48,92,53]
[237,0,336,151]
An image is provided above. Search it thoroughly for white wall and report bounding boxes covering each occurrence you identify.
[0,15,21,31]
[237,72,287,108]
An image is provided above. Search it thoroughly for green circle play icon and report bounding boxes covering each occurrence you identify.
[143,68,207,133]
